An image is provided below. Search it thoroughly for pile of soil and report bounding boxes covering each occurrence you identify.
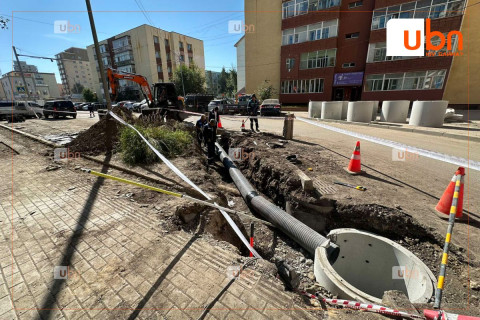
[67,106,134,156]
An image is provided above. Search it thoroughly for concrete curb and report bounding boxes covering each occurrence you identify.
[0,123,194,194]
[310,118,480,142]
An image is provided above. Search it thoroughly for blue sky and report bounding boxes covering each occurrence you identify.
[0,0,245,83]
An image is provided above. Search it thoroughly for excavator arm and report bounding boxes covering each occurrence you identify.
[107,68,153,104]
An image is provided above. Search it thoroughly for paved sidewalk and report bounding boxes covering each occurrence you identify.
[0,133,318,320]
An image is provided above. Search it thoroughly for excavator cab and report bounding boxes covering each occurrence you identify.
[142,82,188,121]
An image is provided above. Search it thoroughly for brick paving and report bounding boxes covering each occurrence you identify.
[0,132,318,320]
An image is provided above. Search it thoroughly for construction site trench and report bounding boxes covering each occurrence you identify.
[54,112,480,317]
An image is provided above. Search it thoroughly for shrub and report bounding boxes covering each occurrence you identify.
[119,124,193,165]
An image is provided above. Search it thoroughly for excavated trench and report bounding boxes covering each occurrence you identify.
[213,131,474,305]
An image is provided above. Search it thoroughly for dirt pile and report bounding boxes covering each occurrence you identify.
[67,106,135,156]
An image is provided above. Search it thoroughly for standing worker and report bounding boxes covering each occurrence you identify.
[88,103,95,118]
[247,94,260,132]
[195,114,207,146]
[203,119,217,164]
[209,106,219,126]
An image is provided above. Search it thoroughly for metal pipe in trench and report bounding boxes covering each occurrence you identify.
[215,143,339,258]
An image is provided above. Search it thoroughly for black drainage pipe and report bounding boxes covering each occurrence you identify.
[216,143,339,257]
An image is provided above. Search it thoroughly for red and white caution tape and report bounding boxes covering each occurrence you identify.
[324,298,425,319]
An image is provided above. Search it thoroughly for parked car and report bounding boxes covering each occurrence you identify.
[185,94,215,113]
[122,101,135,110]
[81,103,90,111]
[132,99,147,112]
[260,99,282,116]
[223,94,252,115]
[207,99,232,114]
[0,101,43,120]
[43,100,77,119]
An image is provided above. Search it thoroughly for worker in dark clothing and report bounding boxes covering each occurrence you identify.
[203,119,217,164]
[247,94,259,132]
[209,106,219,127]
[195,115,207,146]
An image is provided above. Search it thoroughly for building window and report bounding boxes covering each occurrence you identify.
[179,55,185,62]
[282,19,338,45]
[300,48,336,69]
[282,0,308,18]
[371,0,465,30]
[187,43,192,51]
[286,58,296,70]
[112,36,130,50]
[155,51,161,58]
[166,53,171,61]
[100,44,108,53]
[157,65,162,72]
[115,52,133,62]
[167,66,172,73]
[342,62,356,68]
[367,34,458,62]
[188,56,193,63]
[349,1,363,8]
[165,39,169,46]
[179,41,184,49]
[308,0,341,12]
[365,69,446,91]
[281,78,324,93]
[345,32,360,39]
[154,36,159,44]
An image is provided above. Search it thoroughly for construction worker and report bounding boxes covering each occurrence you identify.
[195,114,207,146]
[247,94,259,132]
[209,106,220,126]
[203,119,217,164]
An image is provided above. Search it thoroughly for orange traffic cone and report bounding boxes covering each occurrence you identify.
[344,141,364,175]
[241,120,246,132]
[435,167,465,218]
[217,114,223,129]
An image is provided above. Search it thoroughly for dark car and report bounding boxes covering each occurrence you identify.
[43,100,77,119]
[260,99,281,116]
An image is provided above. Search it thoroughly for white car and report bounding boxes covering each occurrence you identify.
[132,99,147,112]
[122,101,135,110]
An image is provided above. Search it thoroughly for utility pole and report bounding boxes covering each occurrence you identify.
[12,46,32,101]
[85,0,112,110]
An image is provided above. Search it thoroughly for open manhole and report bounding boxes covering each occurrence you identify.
[315,228,436,304]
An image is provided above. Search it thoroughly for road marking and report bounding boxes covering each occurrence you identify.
[298,117,480,172]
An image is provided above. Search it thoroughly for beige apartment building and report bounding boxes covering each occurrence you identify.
[87,24,205,101]
[56,47,95,96]
[244,0,282,98]
[0,71,60,100]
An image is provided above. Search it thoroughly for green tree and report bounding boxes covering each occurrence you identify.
[218,67,228,95]
[173,64,206,96]
[255,81,278,101]
[82,88,96,102]
[226,67,237,97]
[72,83,84,94]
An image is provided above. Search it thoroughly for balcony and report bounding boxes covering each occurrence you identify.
[113,44,132,53]
[116,59,135,67]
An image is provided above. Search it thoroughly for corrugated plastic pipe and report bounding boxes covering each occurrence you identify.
[216,143,339,258]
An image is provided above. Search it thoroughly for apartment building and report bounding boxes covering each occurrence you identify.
[87,24,205,101]
[0,71,60,100]
[55,47,95,95]
[245,0,476,106]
